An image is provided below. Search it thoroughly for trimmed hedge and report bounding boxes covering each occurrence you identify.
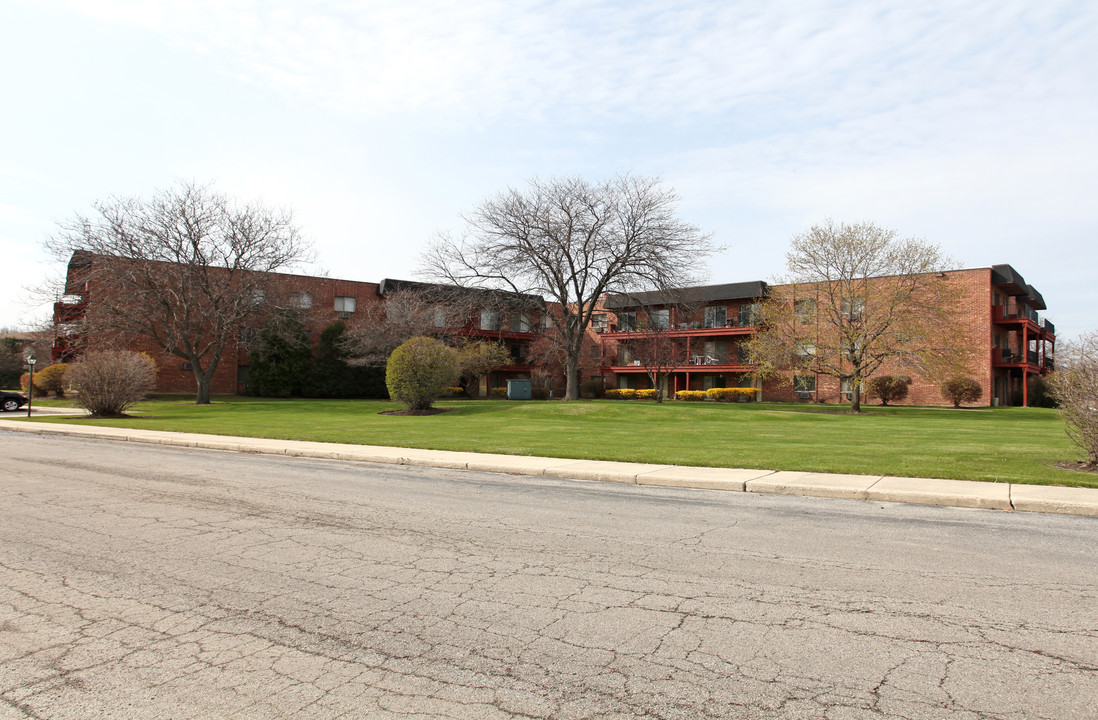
[705,387,758,402]
[605,388,637,400]
[635,389,659,400]
[676,390,707,401]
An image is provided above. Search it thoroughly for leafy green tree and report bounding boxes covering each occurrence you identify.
[248,310,312,397]
[385,336,459,412]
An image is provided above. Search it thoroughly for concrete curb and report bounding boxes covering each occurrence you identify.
[2,418,1096,517]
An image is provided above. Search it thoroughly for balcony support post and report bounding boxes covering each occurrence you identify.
[1022,325,1029,406]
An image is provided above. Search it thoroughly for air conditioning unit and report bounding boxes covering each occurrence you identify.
[796,391,813,399]
[338,311,351,320]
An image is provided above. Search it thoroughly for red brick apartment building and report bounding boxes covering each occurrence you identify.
[53,253,545,396]
[595,264,1055,407]
[54,254,1054,406]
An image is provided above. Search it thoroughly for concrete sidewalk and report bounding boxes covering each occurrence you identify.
[2,414,1097,517]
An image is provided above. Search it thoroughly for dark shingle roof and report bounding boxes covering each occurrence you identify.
[603,281,767,310]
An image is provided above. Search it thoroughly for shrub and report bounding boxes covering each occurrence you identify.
[867,375,911,406]
[20,372,31,393]
[67,351,157,417]
[1028,375,1058,409]
[941,377,983,408]
[707,386,759,401]
[489,386,508,399]
[1048,331,1098,466]
[385,336,459,411]
[676,390,707,401]
[580,378,603,399]
[248,310,312,397]
[308,321,389,399]
[635,388,659,400]
[604,388,637,400]
[444,386,466,398]
[531,387,551,400]
[32,363,69,397]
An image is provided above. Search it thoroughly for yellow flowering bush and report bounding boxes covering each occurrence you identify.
[604,388,637,400]
[705,387,759,402]
[635,389,659,400]
[676,390,707,401]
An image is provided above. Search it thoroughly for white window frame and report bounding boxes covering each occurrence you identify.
[333,296,356,313]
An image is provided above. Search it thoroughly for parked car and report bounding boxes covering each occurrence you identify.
[1,390,28,412]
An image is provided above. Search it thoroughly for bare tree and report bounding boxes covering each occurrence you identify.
[341,286,480,367]
[423,174,716,400]
[1048,331,1098,467]
[47,182,310,404]
[748,220,967,412]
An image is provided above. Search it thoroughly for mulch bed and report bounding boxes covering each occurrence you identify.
[379,408,452,417]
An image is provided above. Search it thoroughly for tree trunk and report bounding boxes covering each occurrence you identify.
[564,356,580,401]
[850,379,862,413]
[193,364,214,405]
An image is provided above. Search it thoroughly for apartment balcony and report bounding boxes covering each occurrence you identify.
[608,357,755,374]
[53,299,87,324]
[464,326,540,341]
[992,304,1045,335]
[992,348,1045,371]
[607,319,757,338]
[1039,317,1055,338]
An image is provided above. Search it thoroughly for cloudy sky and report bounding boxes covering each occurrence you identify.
[2,0,1095,339]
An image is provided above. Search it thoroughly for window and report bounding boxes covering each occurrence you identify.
[648,309,670,330]
[618,312,637,332]
[511,312,532,333]
[704,305,727,328]
[841,338,863,359]
[430,307,447,328]
[702,340,727,364]
[290,291,313,310]
[796,341,817,358]
[591,313,609,333]
[618,345,636,365]
[841,297,865,322]
[794,298,815,323]
[793,375,816,393]
[841,377,854,400]
[480,309,501,331]
[250,288,266,306]
[239,327,259,346]
[739,303,760,326]
[333,296,356,313]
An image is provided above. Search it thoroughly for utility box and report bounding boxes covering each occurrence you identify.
[506,379,532,400]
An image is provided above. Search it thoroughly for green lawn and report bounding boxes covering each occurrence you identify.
[20,395,1093,488]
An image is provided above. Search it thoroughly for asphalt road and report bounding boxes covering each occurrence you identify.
[1,431,1096,719]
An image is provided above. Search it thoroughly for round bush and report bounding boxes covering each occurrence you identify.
[33,362,70,397]
[941,376,982,408]
[385,337,459,411]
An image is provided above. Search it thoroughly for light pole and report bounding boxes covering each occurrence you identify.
[26,354,36,418]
